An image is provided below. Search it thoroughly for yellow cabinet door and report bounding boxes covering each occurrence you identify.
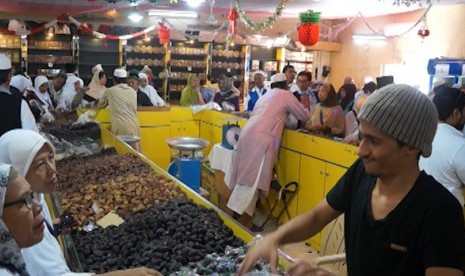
[272,148,301,224]
[320,162,348,249]
[170,121,182,137]
[139,125,171,170]
[298,155,326,249]
[199,122,214,155]
[182,120,200,137]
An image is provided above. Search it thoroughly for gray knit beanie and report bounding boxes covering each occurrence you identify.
[358,84,438,157]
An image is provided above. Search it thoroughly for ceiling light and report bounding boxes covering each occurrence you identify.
[184,0,204,8]
[148,10,198,18]
[128,10,144,22]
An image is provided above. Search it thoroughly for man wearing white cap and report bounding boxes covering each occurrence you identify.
[228,73,310,227]
[98,68,139,137]
[245,70,267,111]
[0,54,38,136]
[138,72,165,107]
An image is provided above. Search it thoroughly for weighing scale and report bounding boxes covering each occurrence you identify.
[219,117,245,150]
[167,137,209,192]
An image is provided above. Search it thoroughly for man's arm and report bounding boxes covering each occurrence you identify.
[238,199,341,274]
[426,267,463,276]
[97,90,109,108]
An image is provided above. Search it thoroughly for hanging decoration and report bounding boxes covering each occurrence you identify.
[157,22,170,44]
[298,10,321,46]
[227,8,238,36]
[234,0,288,32]
[417,16,430,39]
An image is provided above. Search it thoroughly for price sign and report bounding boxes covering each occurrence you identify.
[435,64,450,76]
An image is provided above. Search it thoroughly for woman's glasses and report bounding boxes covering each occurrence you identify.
[4,192,35,209]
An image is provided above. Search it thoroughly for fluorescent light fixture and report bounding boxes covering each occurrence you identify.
[184,0,204,8]
[148,10,198,18]
[273,36,290,47]
[128,10,144,23]
[352,34,386,41]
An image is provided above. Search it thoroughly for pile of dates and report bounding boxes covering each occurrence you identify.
[73,198,243,275]
[172,245,280,275]
[42,121,101,145]
[56,150,152,190]
[60,173,183,228]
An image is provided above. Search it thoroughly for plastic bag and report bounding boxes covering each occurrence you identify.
[71,110,96,129]
[191,102,222,114]
[222,101,236,112]
[40,105,55,123]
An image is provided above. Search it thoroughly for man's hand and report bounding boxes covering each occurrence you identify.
[286,260,335,276]
[237,234,280,275]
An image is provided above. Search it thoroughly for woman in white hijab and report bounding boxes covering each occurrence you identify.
[72,70,107,109]
[10,74,32,96]
[0,129,161,276]
[57,75,83,111]
[27,76,54,110]
[0,163,45,276]
[138,73,165,107]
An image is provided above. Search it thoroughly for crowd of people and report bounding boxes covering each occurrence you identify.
[1,50,465,275]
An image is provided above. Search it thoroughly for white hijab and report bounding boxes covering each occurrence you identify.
[33,76,53,108]
[86,70,106,100]
[0,163,29,276]
[10,75,32,94]
[58,75,83,110]
[0,129,54,177]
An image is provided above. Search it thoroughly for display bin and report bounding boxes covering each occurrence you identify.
[48,125,293,272]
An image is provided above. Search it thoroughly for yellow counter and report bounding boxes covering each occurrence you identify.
[85,107,359,250]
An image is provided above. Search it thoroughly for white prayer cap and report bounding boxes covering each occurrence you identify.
[433,79,446,89]
[253,70,266,78]
[113,68,127,78]
[271,73,286,83]
[0,54,12,70]
[138,73,148,80]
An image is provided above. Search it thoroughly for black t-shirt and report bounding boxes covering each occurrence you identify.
[137,90,152,107]
[0,92,22,136]
[327,159,465,275]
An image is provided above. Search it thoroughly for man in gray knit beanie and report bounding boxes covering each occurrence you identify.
[239,84,465,275]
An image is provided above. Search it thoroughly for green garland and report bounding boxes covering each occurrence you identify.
[299,10,321,23]
[234,0,290,32]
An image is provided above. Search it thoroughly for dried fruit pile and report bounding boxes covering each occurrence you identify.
[60,173,183,227]
[73,198,243,274]
[56,150,152,190]
[42,121,101,145]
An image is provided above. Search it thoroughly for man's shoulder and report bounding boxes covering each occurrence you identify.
[416,171,462,207]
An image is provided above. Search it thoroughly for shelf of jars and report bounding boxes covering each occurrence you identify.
[0,35,21,64]
[167,41,208,102]
[211,43,245,80]
[284,50,313,74]
[27,34,74,77]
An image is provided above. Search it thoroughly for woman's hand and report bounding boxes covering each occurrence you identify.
[286,260,335,276]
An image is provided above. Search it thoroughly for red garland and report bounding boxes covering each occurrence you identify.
[157,22,170,44]
[227,8,238,36]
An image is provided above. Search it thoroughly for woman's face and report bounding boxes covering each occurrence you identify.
[99,75,107,86]
[25,145,57,194]
[3,174,44,248]
[191,77,200,88]
[39,83,48,94]
[318,85,329,101]
[140,78,148,88]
